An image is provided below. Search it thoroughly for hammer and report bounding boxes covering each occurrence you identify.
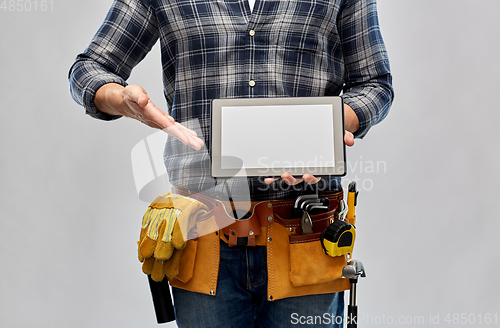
[342,260,366,328]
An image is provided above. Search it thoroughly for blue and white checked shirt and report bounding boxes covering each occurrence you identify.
[69,0,394,201]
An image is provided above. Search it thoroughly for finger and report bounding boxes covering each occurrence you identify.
[122,85,174,126]
[344,131,355,147]
[174,121,199,137]
[302,174,321,185]
[122,88,164,125]
[173,123,205,150]
[264,177,279,184]
[138,103,204,150]
[281,173,303,186]
[141,101,176,128]
[163,125,193,147]
[184,132,205,150]
[163,125,205,151]
[171,122,204,150]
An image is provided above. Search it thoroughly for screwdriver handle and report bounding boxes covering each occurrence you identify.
[347,181,358,219]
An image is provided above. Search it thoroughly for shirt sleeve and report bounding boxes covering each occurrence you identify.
[338,0,394,138]
[68,0,159,120]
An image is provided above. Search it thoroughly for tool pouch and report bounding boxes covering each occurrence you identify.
[267,207,356,301]
[289,231,347,287]
[167,207,222,295]
[168,229,221,295]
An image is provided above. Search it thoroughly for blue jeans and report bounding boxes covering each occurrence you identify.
[172,240,344,328]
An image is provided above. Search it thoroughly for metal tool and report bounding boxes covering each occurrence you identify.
[291,194,318,218]
[305,203,328,212]
[293,194,319,209]
[317,196,330,211]
[292,195,330,218]
[294,194,331,233]
[300,203,330,234]
[300,210,314,234]
[303,199,330,215]
[337,199,348,221]
[300,199,322,210]
[305,203,329,216]
[342,260,366,328]
[343,260,366,279]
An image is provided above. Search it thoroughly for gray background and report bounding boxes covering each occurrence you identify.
[1,0,499,327]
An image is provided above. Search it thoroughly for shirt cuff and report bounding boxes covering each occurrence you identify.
[82,73,128,121]
[342,96,369,139]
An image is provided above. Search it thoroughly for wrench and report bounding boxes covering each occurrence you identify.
[337,199,348,221]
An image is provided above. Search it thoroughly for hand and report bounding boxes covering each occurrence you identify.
[264,105,358,185]
[95,83,204,150]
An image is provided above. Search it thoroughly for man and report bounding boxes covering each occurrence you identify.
[69,0,393,327]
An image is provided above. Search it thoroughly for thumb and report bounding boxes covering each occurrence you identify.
[124,85,151,108]
[344,131,355,147]
[137,93,150,108]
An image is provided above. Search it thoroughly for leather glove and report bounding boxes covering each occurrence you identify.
[138,192,208,282]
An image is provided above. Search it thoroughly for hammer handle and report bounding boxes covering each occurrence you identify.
[347,305,358,328]
[148,275,176,323]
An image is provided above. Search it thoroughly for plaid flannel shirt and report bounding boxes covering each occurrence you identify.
[69,0,393,201]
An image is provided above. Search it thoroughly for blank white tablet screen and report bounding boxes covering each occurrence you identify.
[220,104,335,170]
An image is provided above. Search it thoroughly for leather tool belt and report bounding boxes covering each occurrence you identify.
[168,186,354,300]
[172,187,343,247]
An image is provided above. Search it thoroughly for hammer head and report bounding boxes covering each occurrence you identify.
[342,260,366,279]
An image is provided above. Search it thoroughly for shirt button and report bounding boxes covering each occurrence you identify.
[249,29,255,37]
[249,80,256,87]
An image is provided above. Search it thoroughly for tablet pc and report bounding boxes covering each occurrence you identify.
[211,97,346,178]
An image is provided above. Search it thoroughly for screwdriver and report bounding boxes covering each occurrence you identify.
[347,181,358,220]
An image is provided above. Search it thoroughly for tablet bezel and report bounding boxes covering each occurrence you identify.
[211,96,346,178]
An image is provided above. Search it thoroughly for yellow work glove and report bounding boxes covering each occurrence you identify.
[137,192,208,282]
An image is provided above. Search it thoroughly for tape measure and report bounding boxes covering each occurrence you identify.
[320,220,356,257]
